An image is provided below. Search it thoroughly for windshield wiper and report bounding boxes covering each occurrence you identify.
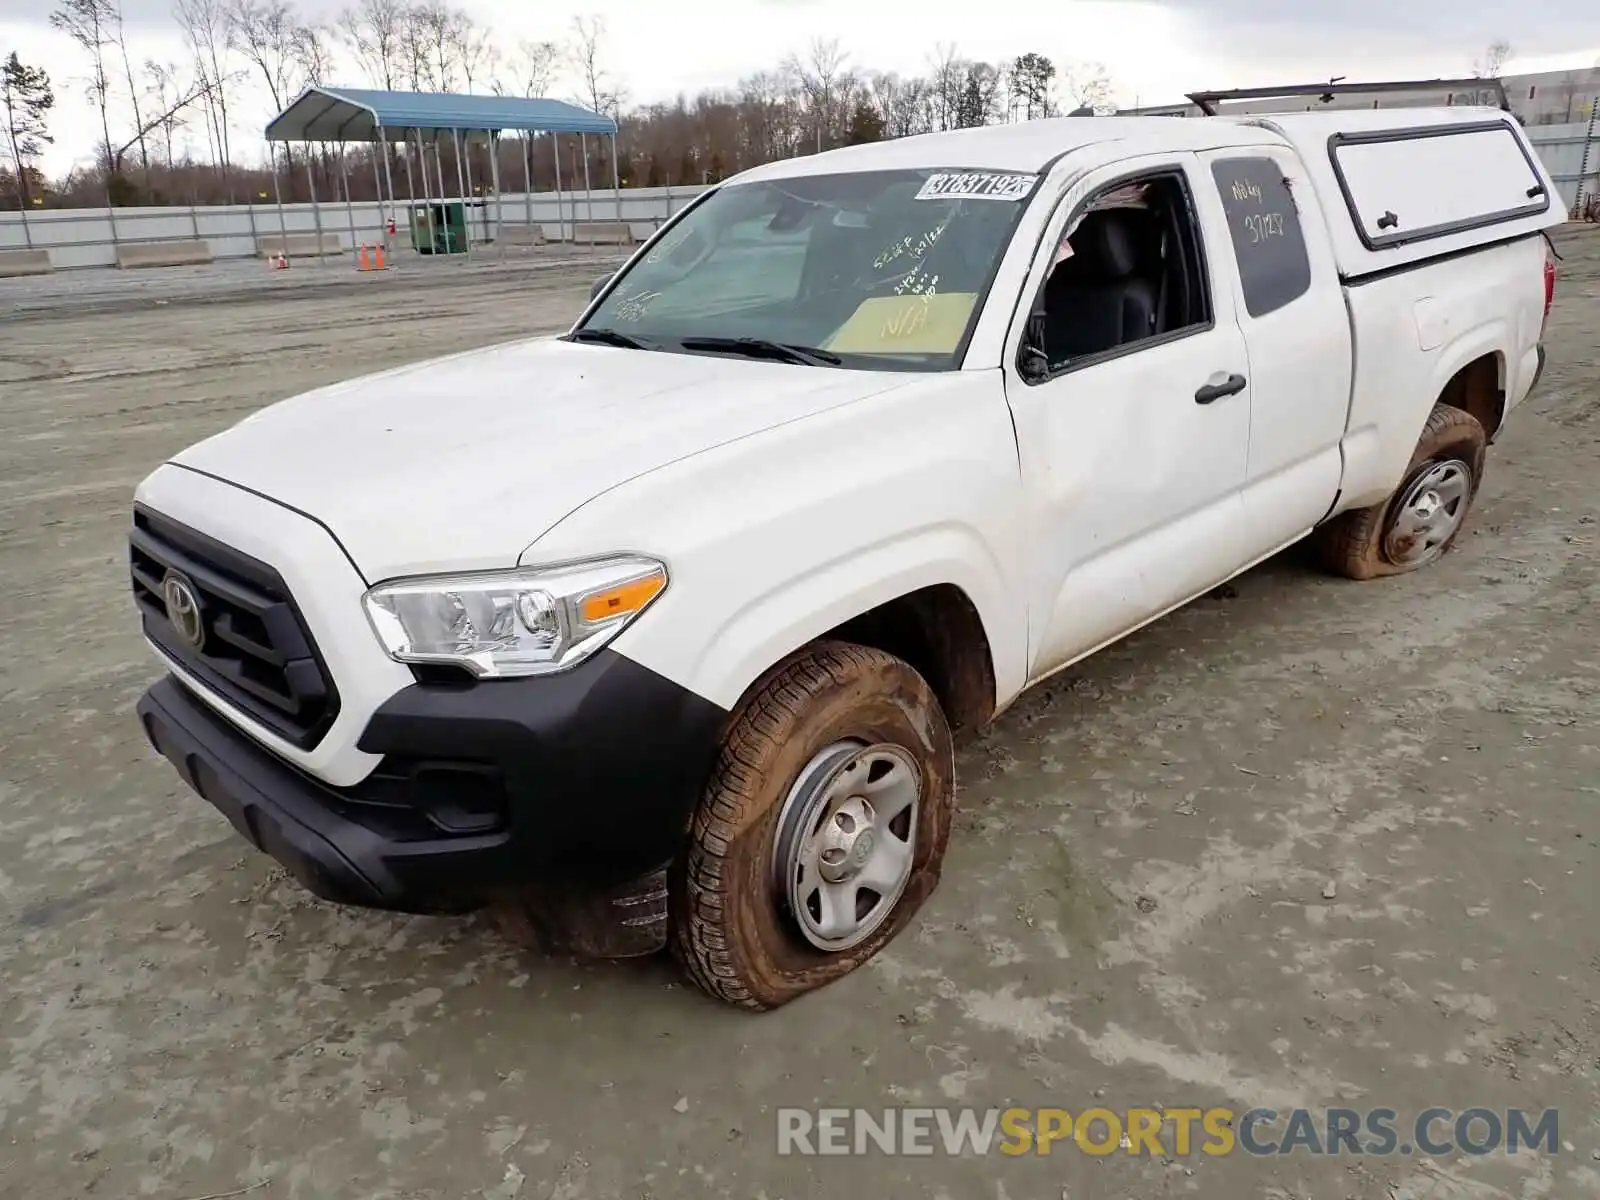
[566,327,654,350]
[676,336,843,367]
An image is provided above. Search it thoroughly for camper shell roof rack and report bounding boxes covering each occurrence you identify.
[1187,78,1512,117]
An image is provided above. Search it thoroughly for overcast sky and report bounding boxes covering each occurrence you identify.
[3,0,1597,177]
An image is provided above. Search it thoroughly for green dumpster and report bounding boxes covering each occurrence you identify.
[409,202,468,255]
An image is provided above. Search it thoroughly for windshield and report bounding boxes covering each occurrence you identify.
[575,167,1039,371]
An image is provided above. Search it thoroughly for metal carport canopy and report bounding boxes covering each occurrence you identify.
[264,86,619,141]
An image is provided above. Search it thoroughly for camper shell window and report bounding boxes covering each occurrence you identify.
[1327,119,1551,250]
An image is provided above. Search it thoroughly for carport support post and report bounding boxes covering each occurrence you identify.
[272,143,289,256]
[378,125,397,251]
[452,128,470,256]
[488,131,505,257]
[522,132,534,231]
[415,130,435,255]
[611,131,622,228]
[553,134,565,242]
[369,135,385,248]
[581,132,595,243]
[306,152,325,263]
[461,129,479,248]
[339,147,356,252]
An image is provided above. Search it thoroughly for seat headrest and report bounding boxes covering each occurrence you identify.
[1072,209,1144,279]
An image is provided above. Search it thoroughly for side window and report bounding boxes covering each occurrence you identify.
[1027,171,1212,372]
[1210,157,1311,318]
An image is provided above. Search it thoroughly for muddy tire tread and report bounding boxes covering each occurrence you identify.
[672,641,920,1010]
[1315,403,1487,581]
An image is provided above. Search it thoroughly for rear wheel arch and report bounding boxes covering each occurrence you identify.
[1436,352,1506,442]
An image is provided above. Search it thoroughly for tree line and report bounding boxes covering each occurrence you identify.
[2,0,1118,211]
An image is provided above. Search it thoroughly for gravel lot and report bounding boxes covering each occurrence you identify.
[2,231,1597,1200]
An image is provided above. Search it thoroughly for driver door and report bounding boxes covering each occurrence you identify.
[1003,153,1255,681]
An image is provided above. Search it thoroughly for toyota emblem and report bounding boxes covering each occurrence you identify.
[161,570,206,651]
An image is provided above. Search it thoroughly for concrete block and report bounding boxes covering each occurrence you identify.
[572,221,636,246]
[0,248,53,277]
[498,224,547,246]
[255,232,344,258]
[115,240,214,269]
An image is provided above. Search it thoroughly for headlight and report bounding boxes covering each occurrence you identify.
[362,555,668,678]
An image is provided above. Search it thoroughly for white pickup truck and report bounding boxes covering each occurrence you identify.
[131,107,1561,1010]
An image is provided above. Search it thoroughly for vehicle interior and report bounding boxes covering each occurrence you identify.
[1025,173,1211,373]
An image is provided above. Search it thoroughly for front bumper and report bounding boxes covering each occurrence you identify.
[138,647,728,916]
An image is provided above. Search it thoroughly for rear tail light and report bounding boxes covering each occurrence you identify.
[1541,242,1557,335]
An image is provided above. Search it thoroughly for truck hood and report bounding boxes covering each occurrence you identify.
[171,337,910,581]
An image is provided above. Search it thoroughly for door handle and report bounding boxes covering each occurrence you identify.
[1195,373,1247,405]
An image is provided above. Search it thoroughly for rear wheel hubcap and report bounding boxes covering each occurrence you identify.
[1384,458,1472,567]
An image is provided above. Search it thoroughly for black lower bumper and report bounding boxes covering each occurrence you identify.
[137,649,727,916]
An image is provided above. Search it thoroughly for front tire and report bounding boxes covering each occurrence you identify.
[670,641,956,1010]
[1315,403,1487,581]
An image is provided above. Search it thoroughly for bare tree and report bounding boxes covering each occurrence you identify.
[142,59,189,164]
[927,42,964,132]
[1474,38,1513,78]
[293,23,336,86]
[104,0,154,174]
[49,0,116,172]
[1469,38,1513,106]
[228,0,304,114]
[337,0,405,90]
[495,38,559,98]
[174,0,237,175]
[783,36,849,153]
[446,8,495,92]
[872,71,933,139]
[1059,60,1115,113]
[567,14,624,118]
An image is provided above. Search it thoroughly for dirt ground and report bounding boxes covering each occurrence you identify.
[1,231,1596,1200]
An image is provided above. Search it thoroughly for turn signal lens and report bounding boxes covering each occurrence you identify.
[579,574,666,624]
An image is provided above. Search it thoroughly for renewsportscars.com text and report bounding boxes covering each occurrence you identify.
[776,1106,1561,1158]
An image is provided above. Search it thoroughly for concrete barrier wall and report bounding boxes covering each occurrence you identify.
[0,248,53,277]
[256,232,345,257]
[0,184,710,272]
[572,221,637,245]
[115,240,214,269]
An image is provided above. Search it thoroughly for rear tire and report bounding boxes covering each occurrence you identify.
[1315,404,1487,581]
[670,641,956,1011]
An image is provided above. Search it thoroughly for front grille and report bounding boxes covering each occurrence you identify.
[130,504,340,749]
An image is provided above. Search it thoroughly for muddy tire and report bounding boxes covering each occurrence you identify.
[670,641,956,1011]
[1315,404,1488,581]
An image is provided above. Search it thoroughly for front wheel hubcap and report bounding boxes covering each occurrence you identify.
[773,741,921,952]
[1384,458,1472,567]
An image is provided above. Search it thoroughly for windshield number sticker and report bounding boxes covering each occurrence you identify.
[914,171,1034,202]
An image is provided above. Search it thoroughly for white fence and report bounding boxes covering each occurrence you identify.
[0,184,714,271]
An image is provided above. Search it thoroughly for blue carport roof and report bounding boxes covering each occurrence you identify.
[265,86,618,141]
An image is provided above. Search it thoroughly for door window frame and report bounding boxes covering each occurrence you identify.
[1009,160,1219,387]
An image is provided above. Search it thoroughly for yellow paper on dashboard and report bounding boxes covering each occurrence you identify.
[823,292,979,355]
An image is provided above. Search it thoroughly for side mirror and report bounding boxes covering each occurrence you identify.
[589,274,612,301]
